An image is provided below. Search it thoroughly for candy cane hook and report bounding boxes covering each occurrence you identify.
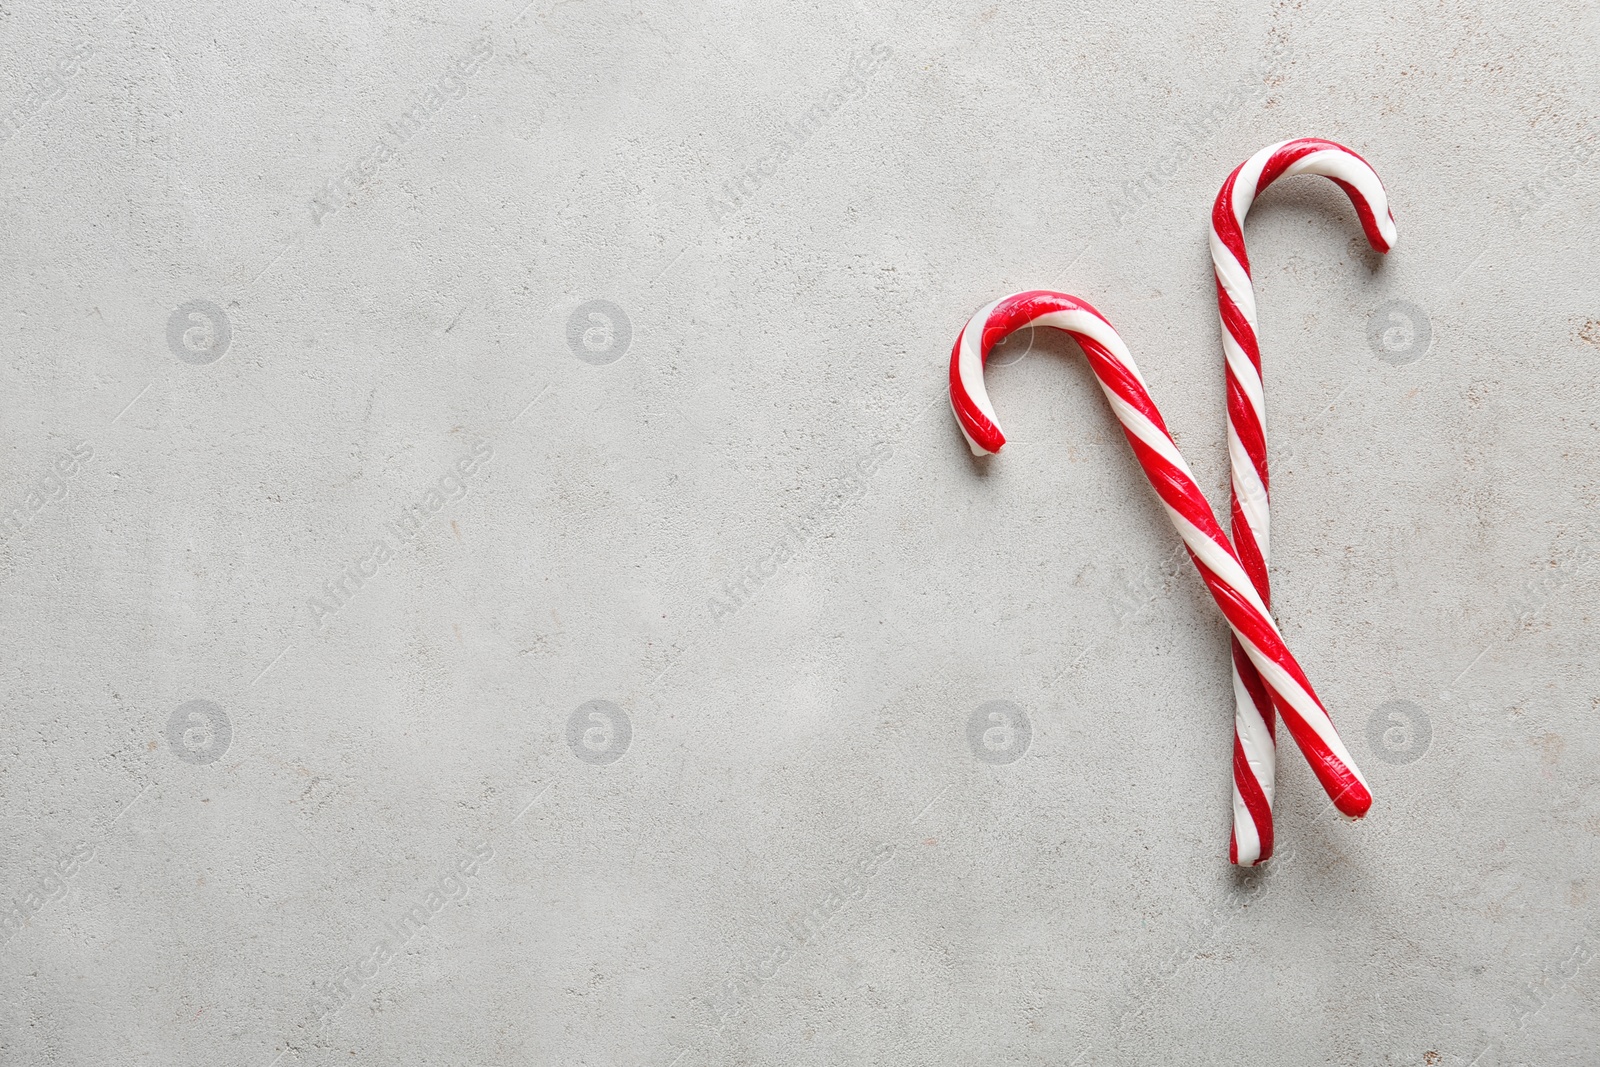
[950,290,1372,833]
[1211,138,1395,865]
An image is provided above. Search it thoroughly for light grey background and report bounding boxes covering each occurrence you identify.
[1,1,1596,1064]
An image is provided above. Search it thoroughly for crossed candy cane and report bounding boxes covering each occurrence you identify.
[1210,138,1396,865]
[948,290,1372,843]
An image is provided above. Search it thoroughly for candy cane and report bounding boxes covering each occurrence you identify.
[950,290,1372,830]
[1211,138,1396,865]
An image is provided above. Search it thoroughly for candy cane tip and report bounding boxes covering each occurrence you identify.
[1377,215,1399,254]
[1333,786,1373,821]
[1230,825,1272,867]
[951,402,1006,456]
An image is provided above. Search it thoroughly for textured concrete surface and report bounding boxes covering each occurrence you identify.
[2,1,1598,1064]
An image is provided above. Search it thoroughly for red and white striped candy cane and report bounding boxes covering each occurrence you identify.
[950,290,1373,833]
[1211,138,1396,865]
